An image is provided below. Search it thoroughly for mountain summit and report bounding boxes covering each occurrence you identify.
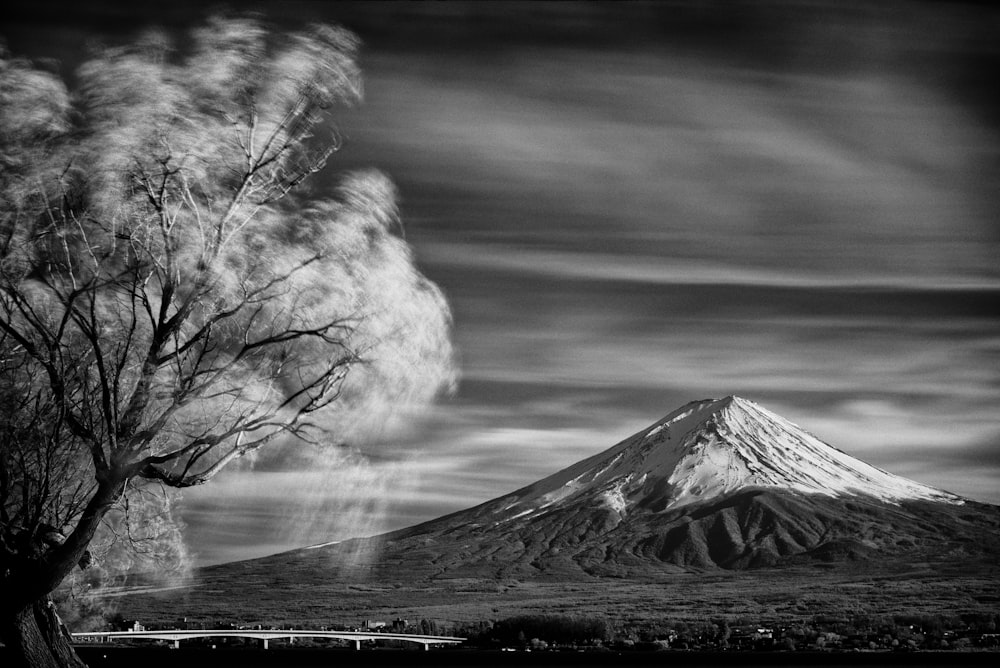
[277,397,996,575]
[502,395,961,522]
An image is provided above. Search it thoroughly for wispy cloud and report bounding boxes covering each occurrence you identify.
[421,243,1000,292]
[175,14,999,564]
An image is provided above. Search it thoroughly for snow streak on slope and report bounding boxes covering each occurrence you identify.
[500,396,961,520]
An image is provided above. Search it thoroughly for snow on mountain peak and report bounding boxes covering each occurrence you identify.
[660,395,961,509]
[505,396,962,519]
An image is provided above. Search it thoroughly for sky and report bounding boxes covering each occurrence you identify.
[4,1,999,567]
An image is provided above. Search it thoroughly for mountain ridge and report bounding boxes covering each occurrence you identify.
[277,395,995,577]
[112,396,999,629]
[488,395,962,515]
[370,395,964,543]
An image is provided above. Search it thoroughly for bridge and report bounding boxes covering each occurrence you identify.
[72,629,466,651]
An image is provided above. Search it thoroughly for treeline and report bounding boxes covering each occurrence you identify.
[448,611,1000,651]
[454,615,611,647]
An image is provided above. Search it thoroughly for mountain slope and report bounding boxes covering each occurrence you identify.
[468,395,960,519]
[269,396,999,577]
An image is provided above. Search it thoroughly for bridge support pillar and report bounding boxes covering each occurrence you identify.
[353,639,361,650]
[173,640,180,649]
[423,643,429,651]
[262,638,269,650]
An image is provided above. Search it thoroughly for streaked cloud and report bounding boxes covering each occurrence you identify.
[31,5,988,565]
[420,243,1000,292]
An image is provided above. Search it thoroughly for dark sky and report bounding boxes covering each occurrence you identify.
[4,1,999,566]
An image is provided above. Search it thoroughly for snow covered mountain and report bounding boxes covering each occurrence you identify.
[119,396,998,629]
[494,395,961,521]
[285,396,997,575]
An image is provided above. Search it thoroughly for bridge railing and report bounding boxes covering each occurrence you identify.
[71,629,466,650]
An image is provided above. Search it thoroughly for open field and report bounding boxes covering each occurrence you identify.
[108,561,998,630]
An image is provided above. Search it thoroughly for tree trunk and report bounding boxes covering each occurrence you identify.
[1,598,87,668]
[1,479,125,667]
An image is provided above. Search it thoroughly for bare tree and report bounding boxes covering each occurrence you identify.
[0,17,455,668]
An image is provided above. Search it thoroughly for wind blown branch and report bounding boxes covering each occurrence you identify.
[1,16,454,668]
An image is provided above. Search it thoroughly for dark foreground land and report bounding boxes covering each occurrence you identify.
[112,564,999,630]
[50,647,1000,668]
